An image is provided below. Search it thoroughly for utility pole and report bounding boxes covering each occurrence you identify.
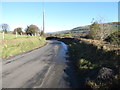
[42,1,45,34]
[43,9,45,33]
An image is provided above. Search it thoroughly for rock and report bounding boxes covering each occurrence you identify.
[103,45,107,49]
[100,45,107,50]
[97,67,114,83]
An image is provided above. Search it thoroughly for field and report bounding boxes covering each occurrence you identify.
[0,33,46,58]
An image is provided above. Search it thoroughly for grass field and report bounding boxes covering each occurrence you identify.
[0,33,46,58]
[0,33,31,40]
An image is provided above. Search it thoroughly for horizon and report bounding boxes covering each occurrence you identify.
[0,2,118,33]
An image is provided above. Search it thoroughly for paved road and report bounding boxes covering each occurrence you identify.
[2,40,81,88]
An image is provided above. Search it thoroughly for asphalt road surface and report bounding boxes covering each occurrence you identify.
[2,40,81,88]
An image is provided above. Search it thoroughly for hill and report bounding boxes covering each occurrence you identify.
[51,22,119,37]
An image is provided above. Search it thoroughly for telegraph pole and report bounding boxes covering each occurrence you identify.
[43,9,45,33]
[41,1,45,36]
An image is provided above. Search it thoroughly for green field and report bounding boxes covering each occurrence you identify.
[0,33,32,40]
[0,33,46,58]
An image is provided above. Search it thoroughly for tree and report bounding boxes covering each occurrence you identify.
[13,27,23,35]
[1,24,9,33]
[89,19,112,40]
[25,25,39,36]
[99,23,112,40]
[89,22,100,40]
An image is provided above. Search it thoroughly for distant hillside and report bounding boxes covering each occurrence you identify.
[70,22,119,34]
[51,22,119,37]
[52,25,90,35]
[70,25,90,34]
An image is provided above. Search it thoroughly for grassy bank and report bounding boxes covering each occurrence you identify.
[60,38,120,89]
[0,33,31,40]
[0,34,46,58]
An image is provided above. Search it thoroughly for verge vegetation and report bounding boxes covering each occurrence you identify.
[60,38,120,89]
[0,33,46,58]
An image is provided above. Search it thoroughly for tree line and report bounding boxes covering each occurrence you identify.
[0,24,44,36]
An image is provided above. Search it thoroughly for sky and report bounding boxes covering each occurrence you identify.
[0,1,118,33]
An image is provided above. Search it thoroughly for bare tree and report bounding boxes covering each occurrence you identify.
[1,24,9,33]
[89,18,113,40]
[99,23,112,40]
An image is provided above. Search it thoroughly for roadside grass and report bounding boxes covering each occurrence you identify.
[0,33,46,58]
[0,33,31,40]
[60,38,120,89]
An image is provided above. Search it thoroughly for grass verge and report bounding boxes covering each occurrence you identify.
[60,38,120,89]
[1,35,46,58]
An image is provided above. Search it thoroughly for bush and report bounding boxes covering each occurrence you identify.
[89,22,100,40]
[88,20,112,41]
[13,27,23,35]
[105,31,120,46]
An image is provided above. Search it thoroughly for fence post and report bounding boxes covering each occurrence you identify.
[16,31,17,38]
[2,31,4,40]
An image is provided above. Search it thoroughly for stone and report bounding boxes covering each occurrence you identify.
[97,67,114,83]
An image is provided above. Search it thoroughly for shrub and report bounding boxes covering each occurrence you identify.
[105,31,120,46]
[88,19,112,41]
[13,27,23,35]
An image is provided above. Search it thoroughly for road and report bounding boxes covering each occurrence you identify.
[2,40,81,88]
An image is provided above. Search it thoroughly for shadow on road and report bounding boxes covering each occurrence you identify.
[62,57,92,89]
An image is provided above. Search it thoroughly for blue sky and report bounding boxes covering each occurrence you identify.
[1,2,118,32]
